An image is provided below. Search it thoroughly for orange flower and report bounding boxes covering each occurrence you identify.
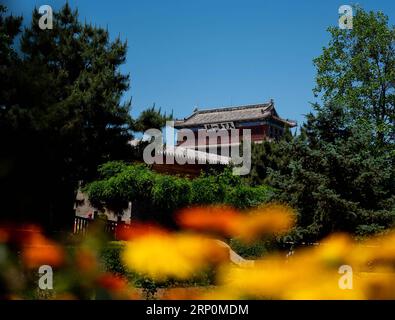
[177,206,242,236]
[237,204,295,242]
[75,248,98,273]
[22,233,64,268]
[0,227,9,243]
[3,224,42,245]
[177,204,294,241]
[116,222,168,240]
[97,273,129,293]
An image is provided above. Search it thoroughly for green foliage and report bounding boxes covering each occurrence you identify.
[100,242,158,299]
[152,175,192,213]
[189,168,274,209]
[0,4,170,230]
[248,7,395,242]
[313,6,395,147]
[100,241,128,275]
[0,5,22,106]
[268,124,394,242]
[97,161,130,179]
[248,128,294,186]
[134,276,158,300]
[225,185,274,209]
[86,164,273,226]
[355,224,387,238]
[229,238,274,259]
[190,175,223,205]
[133,105,173,132]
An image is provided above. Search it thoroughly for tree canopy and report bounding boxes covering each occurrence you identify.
[313,7,395,147]
[249,7,395,241]
[0,4,168,231]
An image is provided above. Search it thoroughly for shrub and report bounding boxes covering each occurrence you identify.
[87,163,274,226]
[152,175,192,213]
[225,185,274,209]
[190,174,226,205]
[229,238,276,259]
[100,241,127,275]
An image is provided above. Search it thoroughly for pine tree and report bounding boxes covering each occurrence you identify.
[0,4,168,231]
[250,7,395,241]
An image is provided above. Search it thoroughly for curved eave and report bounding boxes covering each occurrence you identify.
[174,117,297,129]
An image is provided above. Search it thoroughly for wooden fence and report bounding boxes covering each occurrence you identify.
[74,216,131,240]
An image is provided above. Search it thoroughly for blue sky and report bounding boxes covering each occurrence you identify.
[7,0,395,128]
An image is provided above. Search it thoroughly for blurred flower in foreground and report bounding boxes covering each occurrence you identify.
[116,221,168,240]
[237,204,295,242]
[361,232,395,268]
[97,273,128,292]
[177,204,295,242]
[122,232,228,280]
[214,232,395,300]
[21,231,64,268]
[1,212,395,300]
[75,248,98,273]
[0,228,9,243]
[177,206,242,237]
[218,258,364,300]
[96,273,140,299]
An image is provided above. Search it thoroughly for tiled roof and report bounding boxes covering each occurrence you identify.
[174,101,296,128]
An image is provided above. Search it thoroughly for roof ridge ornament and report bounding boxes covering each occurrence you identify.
[174,100,296,129]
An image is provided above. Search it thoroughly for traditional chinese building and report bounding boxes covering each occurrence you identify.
[174,99,296,152]
[75,100,296,222]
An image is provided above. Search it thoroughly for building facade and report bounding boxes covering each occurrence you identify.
[174,100,296,153]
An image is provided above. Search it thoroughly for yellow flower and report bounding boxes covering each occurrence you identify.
[177,204,295,242]
[218,255,366,300]
[313,233,353,266]
[237,204,295,242]
[364,232,395,266]
[359,271,395,300]
[122,233,227,280]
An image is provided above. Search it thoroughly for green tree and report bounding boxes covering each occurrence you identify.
[0,5,22,109]
[313,6,395,147]
[133,104,173,133]
[0,4,168,231]
[248,128,293,186]
[270,123,394,242]
[250,7,395,241]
